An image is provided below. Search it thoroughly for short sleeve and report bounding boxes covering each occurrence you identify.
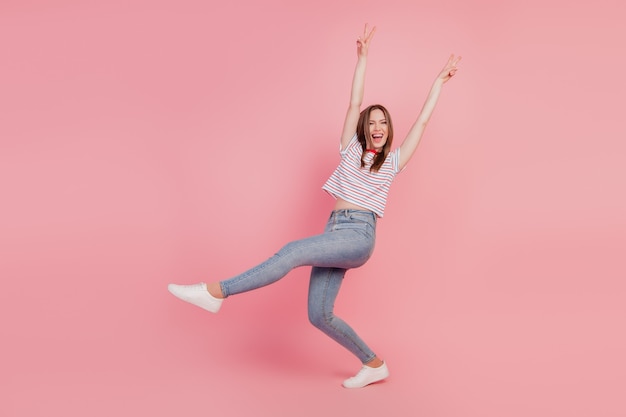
[390,148,402,174]
[340,133,359,156]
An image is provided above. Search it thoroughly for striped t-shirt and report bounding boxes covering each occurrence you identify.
[322,133,402,218]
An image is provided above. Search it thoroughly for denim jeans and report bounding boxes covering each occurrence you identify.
[220,209,378,363]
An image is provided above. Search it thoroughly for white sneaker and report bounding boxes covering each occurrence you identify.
[342,362,389,389]
[168,283,223,313]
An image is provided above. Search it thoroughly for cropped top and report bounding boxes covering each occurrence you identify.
[322,133,402,218]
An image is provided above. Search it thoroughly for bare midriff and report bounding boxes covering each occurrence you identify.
[333,197,372,213]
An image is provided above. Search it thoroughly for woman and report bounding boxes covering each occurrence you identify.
[168,24,460,388]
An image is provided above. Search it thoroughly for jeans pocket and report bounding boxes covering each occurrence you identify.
[335,221,375,242]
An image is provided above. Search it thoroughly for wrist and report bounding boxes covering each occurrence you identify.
[432,77,445,86]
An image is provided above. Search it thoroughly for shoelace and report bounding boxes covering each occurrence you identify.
[350,366,369,380]
[187,283,207,291]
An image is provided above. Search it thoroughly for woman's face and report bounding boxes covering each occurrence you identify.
[366,108,388,151]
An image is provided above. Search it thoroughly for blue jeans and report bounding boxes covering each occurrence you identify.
[220,209,378,363]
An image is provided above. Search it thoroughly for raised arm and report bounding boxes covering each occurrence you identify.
[398,54,461,170]
[340,24,376,151]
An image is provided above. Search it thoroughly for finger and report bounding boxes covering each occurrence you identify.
[367,25,377,42]
[358,23,368,45]
[453,55,462,66]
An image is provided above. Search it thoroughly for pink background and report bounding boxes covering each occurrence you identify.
[2,0,625,416]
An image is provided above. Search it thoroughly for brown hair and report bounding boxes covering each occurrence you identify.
[356,104,394,172]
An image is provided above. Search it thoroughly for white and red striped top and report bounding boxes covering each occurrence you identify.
[322,133,402,218]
